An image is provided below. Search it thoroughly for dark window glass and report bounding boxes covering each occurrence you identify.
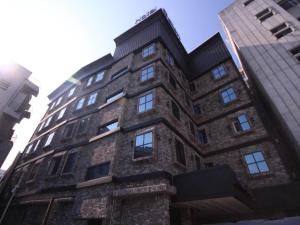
[189,82,196,92]
[244,151,269,174]
[48,156,63,176]
[169,75,177,89]
[193,104,201,115]
[106,90,124,103]
[195,155,201,170]
[189,121,195,136]
[221,88,237,104]
[62,152,77,174]
[134,131,153,159]
[197,129,208,144]
[63,123,76,139]
[87,219,103,225]
[171,101,180,120]
[111,67,128,80]
[77,118,90,134]
[256,8,274,22]
[233,114,251,132]
[175,139,186,166]
[204,162,214,168]
[290,45,300,62]
[270,23,292,39]
[243,0,254,6]
[97,120,119,135]
[27,163,40,180]
[277,0,299,10]
[85,162,110,180]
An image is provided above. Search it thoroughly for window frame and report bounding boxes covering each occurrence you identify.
[232,113,252,133]
[56,107,66,121]
[44,132,55,147]
[86,76,94,87]
[133,129,154,160]
[106,90,124,103]
[75,97,86,110]
[87,92,98,106]
[140,65,155,82]
[211,64,227,80]
[76,117,90,135]
[68,87,76,98]
[197,128,209,145]
[95,71,105,82]
[142,43,155,58]
[175,139,186,167]
[137,92,154,113]
[171,101,180,120]
[97,120,119,135]
[85,162,110,181]
[47,155,63,177]
[62,122,77,139]
[220,87,237,105]
[61,151,78,175]
[243,151,270,175]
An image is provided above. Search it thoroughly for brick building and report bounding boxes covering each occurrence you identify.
[0,8,299,225]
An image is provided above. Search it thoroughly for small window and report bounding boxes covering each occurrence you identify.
[221,87,237,104]
[289,45,300,62]
[63,123,76,139]
[32,139,40,153]
[95,71,104,82]
[62,152,78,174]
[111,67,128,80]
[25,144,33,154]
[277,0,299,10]
[44,116,53,128]
[175,139,186,166]
[243,0,254,6]
[169,75,177,89]
[212,65,227,80]
[44,132,55,147]
[193,104,201,115]
[27,163,40,180]
[233,114,251,132]
[141,66,154,81]
[55,96,63,107]
[244,151,269,174]
[77,117,90,134]
[270,23,292,39]
[76,97,85,110]
[138,93,153,113]
[195,155,201,170]
[37,121,45,132]
[86,76,94,87]
[87,92,98,106]
[86,162,110,181]
[185,94,191,106]
[48,156,63,176]
[189,82,196,92]
[171,101,180,120]
[166,52,175,66]
[56,108,66,120]
[97,120,119,135]
[106,90,124,103]
[134,131,153,159]
[256,8,274,22]
[49,101,56,110]
[68,87,76,97]
[189,121,195,136]
[197,129,208,145]
[142,43,155,58]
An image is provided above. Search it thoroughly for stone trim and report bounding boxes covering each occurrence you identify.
[89,127,121,143]
[76,176,112,189]
[16,150,55,169]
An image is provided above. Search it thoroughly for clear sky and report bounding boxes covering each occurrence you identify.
[0,0,235,170]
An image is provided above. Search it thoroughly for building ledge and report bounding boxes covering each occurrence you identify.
[76,176,112,189]
[89,127,120,143]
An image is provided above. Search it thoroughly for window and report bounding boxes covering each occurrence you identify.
[44,132,55,147]
[68,87,76,97]
[243,0,254,6]
[87,219,103,225]
[37,121,45,132]
[197,129,208,144]
[166,52,175,66]
[62,152,78,174]
[221,87,237,104]
[95,71,104,82]
[212,65,227,80]
[111,67,128,80]
[97,120,119,135]
[233,114,251,132]
[193,104,201,115]
[86,76,94,87]
[142,43,155,58]
[76,97,85,110]
[49,102,55,110]
[44,116,53,128]
[86,162,110,181]
[56,108,66,120]
[48,156,63,176]
[55,96,63,107]
[289,45,300,62]
[87,92,98,106]
[63,123,76,139]
[270,23,292,39]
[256,8,274,22]
[277,0,299,10]
[195,155,201,170]
[138,93,153,113]
[171,101,180,120]
[77,117,90,134]
[189,121,195,136]
[106,90,124,103]
[25,144,33,154]
[27,163,40,181]
[134,131,153,159]
[175,139,186,166]
[244,151,269,174]
[204,162,214,168]
[141,66,154,81]
[189,82,196,92]
[169,75,177,89]
[32,139,40,153]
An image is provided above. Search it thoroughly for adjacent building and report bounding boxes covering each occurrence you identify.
[0,62,39,167]
[0,8,299,225]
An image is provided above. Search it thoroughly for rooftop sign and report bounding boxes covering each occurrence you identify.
[135,8,157,25]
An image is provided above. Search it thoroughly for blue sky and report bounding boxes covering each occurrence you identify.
[0,0,235,169]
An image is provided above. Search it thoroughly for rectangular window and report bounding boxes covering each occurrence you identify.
[197,129,208,144]
[169,75,177,89]
[270,23,292,39]
[77,117,90,134]
[221,87,237,104]
[175,139,186,166]
[111,67,128,80]
[76,97,85,110]
[27,163,40,180]
[142,43,155,58]
[63,123,76,139]
[95,71,104,82]
[44,116,53,128]
[134,131,153,159]
[233,114,251,132]
[86,162,110,181]
[86,76,94,87]
[87,92,98,106]
[195,155,201,170]
[189,121,195,136]
[243,0,254,6]
[212,65,226,80]
[256,8,274,22]
[166,52,175,66]
[48,156,63,176]
[37,121,45,132]
[49,101,56,110]
[204,162,214,168]
[289,45,300,62]
[68,87,76,97]
[138,93,153,113]
[171,101,180,120]
[32,139,40,153]
[277,0,299,10]
[56,107,66,120]
[193,104,201,115]
[97,120,119,135]
[25,144,33,154]
[44,132,55,147]
[141,66,154,81]
[244,151,269,174]
[55,96,63,107]
[62,152,78,174]
[106,90,124,103]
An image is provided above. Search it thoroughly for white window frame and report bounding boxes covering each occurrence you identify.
[44,132,55,147]
[142,43,155,58]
